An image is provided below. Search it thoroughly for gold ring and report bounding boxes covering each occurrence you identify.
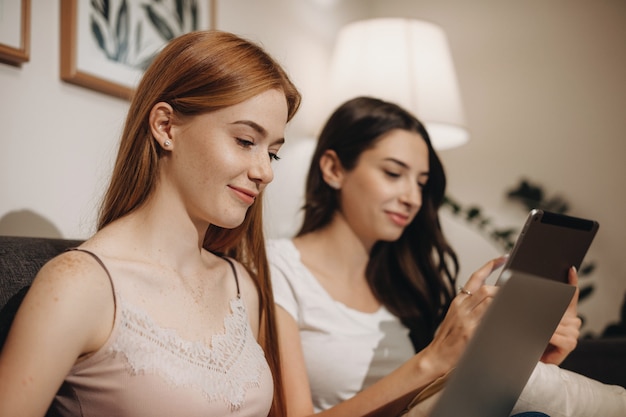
[457,286,472,296]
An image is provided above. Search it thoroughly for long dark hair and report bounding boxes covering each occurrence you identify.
[298,96,457,351]
[98,30,301,417]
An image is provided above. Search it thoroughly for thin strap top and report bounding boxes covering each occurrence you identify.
[51,247,273,417]
[221,256,241,298]
[68,247,241,297]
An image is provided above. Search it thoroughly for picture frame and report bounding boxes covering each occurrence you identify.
[0,0,31,66]
[60,0,216,100]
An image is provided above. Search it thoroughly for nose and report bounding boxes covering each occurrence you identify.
[400,182,422,209]
[248,152,274,185]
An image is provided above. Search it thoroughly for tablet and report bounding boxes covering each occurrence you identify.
[496,209,599,284]
[429,270,576,417]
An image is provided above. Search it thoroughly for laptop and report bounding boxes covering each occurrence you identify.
[428,269,576,417]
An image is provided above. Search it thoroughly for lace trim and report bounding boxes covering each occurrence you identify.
[109,297,266,410]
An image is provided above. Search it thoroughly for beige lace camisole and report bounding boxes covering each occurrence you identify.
[51,249,273,417]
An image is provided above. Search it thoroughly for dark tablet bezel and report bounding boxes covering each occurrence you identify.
[496,209,599,284]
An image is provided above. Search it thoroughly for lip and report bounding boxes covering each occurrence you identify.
[229,185,258,205]
[386,211,411,227]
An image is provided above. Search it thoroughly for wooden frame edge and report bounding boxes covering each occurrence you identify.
[59,0,134,100]
[0,0,31,67]
[59,0,215,101]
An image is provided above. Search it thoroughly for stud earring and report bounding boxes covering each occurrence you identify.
[163,140,172,147]
[328,181,340,190]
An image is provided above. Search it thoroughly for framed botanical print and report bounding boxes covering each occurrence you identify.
[60,0,216,99]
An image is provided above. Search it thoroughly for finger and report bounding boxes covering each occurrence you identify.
[438,287,491,336]
[464,285,499,315]
[555,315,582,335]
[557,314,582,335]
[547,331,578,354]
[449,287,498,338]
[541,343,571,365]
[565,266,580,308]
[568,266,579,287]
[463,256,508,293]
[435,294,493,353]
[548,317,581,351]
[551,324,581,342]
[564,300,580,323]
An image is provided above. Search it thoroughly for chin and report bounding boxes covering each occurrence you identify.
[378,228,405,243]
[211,214,247,230]
[221,219,247,230]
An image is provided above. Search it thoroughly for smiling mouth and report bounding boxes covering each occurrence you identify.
[387,211,410,227]
[229,185,258,205]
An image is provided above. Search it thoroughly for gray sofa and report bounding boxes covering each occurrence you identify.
[1,235,625,390]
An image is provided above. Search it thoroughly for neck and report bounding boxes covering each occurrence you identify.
[92,188,209,274]
[294,212,382,311]
[295,212,372,284]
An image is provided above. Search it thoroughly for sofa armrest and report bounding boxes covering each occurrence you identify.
[0,235,83,308]
[560,337,626,388]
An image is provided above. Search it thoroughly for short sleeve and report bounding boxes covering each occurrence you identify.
[267,239,300,321]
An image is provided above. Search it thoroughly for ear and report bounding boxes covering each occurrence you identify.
[319,150,344,190]
[149,102,175,150]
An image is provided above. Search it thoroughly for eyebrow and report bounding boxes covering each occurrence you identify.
[230,120,285,145]
[385,157,430,176]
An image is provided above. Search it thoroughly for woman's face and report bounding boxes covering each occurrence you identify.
[338,129,429,249]
[165,89,288,230]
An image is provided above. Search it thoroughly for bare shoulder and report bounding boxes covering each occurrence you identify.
[0,249,115,414]
[32,249,113,297]
[24,249,116,352]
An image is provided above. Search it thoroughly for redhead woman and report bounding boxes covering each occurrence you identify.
[0,30,300,417]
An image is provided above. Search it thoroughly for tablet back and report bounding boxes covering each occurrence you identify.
[429,270,575,417]
[497,209,599,284]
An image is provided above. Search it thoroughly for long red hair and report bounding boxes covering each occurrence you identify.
[98,30,301,417]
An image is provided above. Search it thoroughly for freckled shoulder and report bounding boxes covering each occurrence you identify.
[26,249,116,338]
[33,249,113,296]
[14,249,116,360]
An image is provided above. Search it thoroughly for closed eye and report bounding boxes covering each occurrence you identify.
[237,138,281,162]
[269,152,281,162]
[236,138,254,148]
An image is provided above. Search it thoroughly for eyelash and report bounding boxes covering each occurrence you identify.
[236,138,254,148]
[385,170,427,188]
[236,138,281,162]
[270,153,281,162]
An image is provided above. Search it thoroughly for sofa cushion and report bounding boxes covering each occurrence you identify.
[560,337,626,388]
[0,285,29,350]
[0,235,82,309]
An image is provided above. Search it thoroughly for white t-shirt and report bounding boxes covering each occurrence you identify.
[267,238,415,412]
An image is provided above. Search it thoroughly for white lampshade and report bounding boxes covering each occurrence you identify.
[328,18,469,150]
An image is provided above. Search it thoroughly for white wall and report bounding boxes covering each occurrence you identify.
[1,0,625,335]
[1,0,128,239]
